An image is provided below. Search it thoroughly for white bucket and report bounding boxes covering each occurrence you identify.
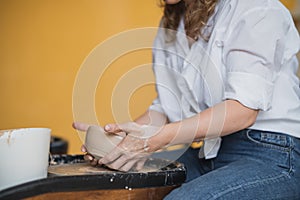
[0,128,51,191]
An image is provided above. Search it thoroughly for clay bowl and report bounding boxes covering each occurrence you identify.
[84,125,123,159]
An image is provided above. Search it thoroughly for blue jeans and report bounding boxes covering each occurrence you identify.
[165,129,300,200]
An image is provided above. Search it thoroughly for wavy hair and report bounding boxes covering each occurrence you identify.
[161,0,219,42]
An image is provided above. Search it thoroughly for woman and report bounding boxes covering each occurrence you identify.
[73,0,300,199]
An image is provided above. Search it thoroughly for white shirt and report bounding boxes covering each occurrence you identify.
[149,0,300,158]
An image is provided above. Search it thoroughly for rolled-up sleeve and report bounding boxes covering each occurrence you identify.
[223,8,289,111]
[148,97,165,114]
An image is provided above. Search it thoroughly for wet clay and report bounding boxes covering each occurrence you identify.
[48,162,160,176]
[0,129,14,144]
[7,130,13,144]
[48,163,112,176]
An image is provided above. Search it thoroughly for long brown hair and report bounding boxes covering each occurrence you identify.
[161,0,219,42]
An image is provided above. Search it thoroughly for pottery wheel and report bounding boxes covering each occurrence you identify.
[47,154,181,177]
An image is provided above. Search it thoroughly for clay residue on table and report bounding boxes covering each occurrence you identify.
[48,163,113,176]
[48,163,161,176]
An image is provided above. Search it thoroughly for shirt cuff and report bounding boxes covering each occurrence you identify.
[148,98,165,114]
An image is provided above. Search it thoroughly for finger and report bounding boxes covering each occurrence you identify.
[135,158,147,171]
[105,157,128,171]
[90,158,98,166]
[119,159,138,172]
[104,124,127,137]
[104,122,140,134]
[84,154,94,162]
[98,147,123,165]
[105,150,142,171]
[104,123,122,133]
[81,145,87,153]
[84,154,99,166]
[105,152,137,171]
[72,122,90,132]
[105,126,126,138]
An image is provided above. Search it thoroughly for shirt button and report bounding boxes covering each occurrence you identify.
[215,40,224,47]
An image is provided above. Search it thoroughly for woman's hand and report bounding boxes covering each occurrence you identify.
[73,121,165,171]
[99,122,163,172]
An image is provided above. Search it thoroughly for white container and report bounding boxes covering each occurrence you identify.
[0,128,51,191]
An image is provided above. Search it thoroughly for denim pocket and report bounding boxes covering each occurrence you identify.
[246,129,290,151]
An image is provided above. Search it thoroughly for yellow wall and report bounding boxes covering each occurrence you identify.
[281,0,296,9]
[0,0,299,154]
[0,0,162,154]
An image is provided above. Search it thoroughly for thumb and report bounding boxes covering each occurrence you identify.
[104,123,121,133]
[104,122,141,134]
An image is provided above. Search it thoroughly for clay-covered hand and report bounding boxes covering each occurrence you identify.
[99,122,163,172]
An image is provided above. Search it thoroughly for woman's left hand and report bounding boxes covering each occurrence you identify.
[99,122,163,172]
